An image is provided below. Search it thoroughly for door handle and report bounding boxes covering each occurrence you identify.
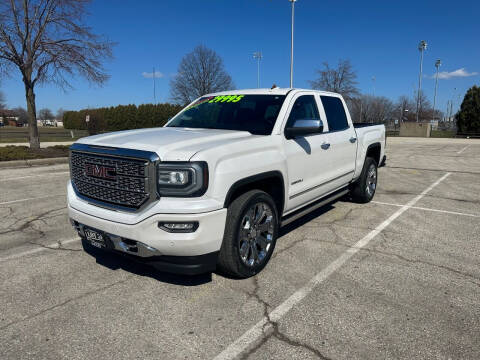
[321,142,330,150]
[349,137,357,143]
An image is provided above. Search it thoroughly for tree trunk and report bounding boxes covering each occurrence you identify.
[24,82,40,149]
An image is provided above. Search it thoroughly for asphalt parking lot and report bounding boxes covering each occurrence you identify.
[1,137,479,360]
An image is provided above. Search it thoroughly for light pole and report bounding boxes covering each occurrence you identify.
[253,52,263,88]
[416,40,427,122]
[372,76,376,96]
[153,66,157,104]
[289,0,297,88]
[432,59,441,122]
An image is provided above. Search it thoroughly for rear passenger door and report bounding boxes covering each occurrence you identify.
[319,95,357,187]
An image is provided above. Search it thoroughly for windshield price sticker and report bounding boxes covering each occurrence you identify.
[208,95,244,103]
[186,95,245,110]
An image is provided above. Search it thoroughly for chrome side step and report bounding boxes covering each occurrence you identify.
[280,188,349,227]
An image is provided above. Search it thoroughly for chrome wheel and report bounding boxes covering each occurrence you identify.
[238,202,275,267]
[366,164,377,197]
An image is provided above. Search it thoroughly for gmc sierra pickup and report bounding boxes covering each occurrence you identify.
[68,88,386,278]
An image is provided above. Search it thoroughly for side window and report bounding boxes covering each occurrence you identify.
[320,96,349,132]
[286,95,320,127]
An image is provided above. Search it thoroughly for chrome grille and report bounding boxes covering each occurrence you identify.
[70,151,151,209]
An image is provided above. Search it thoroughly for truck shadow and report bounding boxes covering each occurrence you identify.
[81,240,212,286]
[279,201,341,237]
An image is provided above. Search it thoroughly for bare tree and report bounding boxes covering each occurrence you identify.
[415,90,432,121]
[170,45,235,105]
[0,0,114,148]
[349,95,394,124]
[395,95,415,122]
[55,107,64,120]
[12,106,28,124]
[310,59,359,100]
[38,107,53,120]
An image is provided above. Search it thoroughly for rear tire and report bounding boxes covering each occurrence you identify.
[350,157,378,203]
[217,190,279,278]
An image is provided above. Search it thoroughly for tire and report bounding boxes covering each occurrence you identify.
[217,190,279,278]
[350,157,378,203]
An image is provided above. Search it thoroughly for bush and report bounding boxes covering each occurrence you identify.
[63,103,183,132]
[0,145,70,161]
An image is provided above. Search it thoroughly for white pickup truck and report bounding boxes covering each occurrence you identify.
[68,88,386,278]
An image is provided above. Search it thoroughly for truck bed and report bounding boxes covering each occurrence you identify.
[353,122,383,128]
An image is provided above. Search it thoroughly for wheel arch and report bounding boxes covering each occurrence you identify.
[223,171,286,217]
[365,142,381,165]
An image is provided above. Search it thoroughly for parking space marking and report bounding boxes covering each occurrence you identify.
[0,237,80,263]
[213,172,451,360]
[0,171,70,182]
[457,145,470,154]
[0,194,65,205]
[372,200,480,218]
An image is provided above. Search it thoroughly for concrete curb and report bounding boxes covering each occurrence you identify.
[0,157,68,169]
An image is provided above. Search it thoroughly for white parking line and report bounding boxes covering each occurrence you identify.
[0,237,80,263]
[0,194,64,205]
[213,172,451,360]
[457,145,469,154]
[0,171,70,182]
[372,200,480,218]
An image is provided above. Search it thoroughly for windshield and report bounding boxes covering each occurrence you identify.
[167,94,286,135]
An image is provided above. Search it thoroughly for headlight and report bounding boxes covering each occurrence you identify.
[156,162,208,197]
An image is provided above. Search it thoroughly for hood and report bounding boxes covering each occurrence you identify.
[77,127,252,161]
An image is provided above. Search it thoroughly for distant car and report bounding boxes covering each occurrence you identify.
[0,122,4,127]
[68,88,386,278]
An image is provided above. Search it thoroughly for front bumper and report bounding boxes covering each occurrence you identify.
[79,234,219,275]
[69,205,227,257]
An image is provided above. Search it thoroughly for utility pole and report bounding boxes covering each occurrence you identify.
[253,52,263,88]
[289,0,297,88]
[372,76,376,97]
[153,66,157,104]
[432,59,441,122]
[416,40,427,122]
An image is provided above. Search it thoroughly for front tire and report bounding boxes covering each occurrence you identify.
[217,190,279,278]
[350,157,378,203]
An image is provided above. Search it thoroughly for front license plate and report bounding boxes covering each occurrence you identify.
[84,227,106,248]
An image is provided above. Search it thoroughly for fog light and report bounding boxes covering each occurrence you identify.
[158,222,199,233]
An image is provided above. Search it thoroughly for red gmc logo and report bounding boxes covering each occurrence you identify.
[85,163,117,181]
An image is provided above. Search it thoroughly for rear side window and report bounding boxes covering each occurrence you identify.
[320,96,349,132]
[286,95,320,127]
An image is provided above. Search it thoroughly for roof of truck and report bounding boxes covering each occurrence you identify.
[205,88,341,97]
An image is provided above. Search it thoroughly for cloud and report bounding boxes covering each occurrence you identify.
[434,68,478,80]
[142,71,164,79]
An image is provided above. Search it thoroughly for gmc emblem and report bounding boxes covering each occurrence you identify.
[85,163,117,181]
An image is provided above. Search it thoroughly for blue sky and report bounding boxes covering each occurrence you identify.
[1,0,479,115]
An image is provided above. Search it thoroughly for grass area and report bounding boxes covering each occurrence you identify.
[0,126,88,143]
[430,130,456,138]
[0,145,70,161]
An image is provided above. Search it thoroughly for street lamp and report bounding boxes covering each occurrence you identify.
[253,52,263,88]
[289,0,297,88]
[416,40,427,122]
[432,59,441,122]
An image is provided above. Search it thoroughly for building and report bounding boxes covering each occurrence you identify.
[0,110,20,126]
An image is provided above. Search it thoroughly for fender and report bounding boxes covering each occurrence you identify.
[223,170,286,212]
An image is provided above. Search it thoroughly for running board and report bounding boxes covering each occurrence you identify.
[281,188,350,227]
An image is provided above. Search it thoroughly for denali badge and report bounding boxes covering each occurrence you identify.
[85,163,117,181]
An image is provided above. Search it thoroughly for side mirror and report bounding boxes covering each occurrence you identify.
[285,119,324,139]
